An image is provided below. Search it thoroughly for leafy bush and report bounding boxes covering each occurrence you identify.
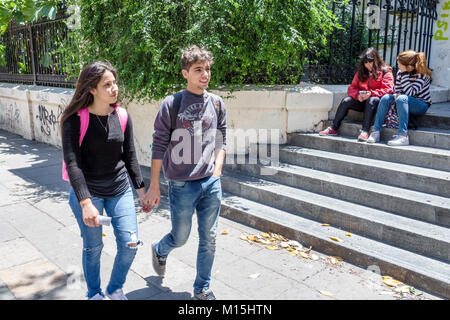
[64,0,340,102]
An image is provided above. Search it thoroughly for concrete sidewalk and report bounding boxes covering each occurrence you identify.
[0,129,440,300]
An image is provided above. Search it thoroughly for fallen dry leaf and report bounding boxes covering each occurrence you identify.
[328,256,343,264]
[265,245,279,250]
[270,232,288,241]
[288,240,301,248]
[305,246,312,254]
[345,232,352,237]
[260,232,270,238]
[280,242,289,248]
[311,254,319,261]
[221,230,230,235]
[319,290,333,297]
[240,235,248,241]
[382,276,403,287]
[299,252,309,259]
[322,223,330,227]
[330,236,344,243]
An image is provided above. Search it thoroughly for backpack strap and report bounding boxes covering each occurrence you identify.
[169,91,183,137]
[115,105,128,133]
[77,107,90,146]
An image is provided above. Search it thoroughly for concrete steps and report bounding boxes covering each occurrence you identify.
[220,193,450,299]
[287,134,450,173]
[278,144,450,198]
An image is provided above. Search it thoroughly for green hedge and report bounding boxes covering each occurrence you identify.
[66,0,339,102]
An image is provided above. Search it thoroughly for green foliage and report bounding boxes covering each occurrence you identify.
[0,1,61,70]
[0,44,6,66]
[65,0,339,102]
[0,0,60,34]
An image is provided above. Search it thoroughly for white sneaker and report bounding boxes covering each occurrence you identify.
[387,135,409,146]
[367,131,380,143]
[89,293,105,300]
[106,288,128,300]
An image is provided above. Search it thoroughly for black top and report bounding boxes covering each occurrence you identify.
[62,109,145,202]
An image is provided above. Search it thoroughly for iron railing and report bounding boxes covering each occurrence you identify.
[0,6,76,87]
[301,0,439,84]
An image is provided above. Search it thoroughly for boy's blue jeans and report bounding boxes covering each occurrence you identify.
[373,94,429,134]
[69,186,139,299]
[154,175,222,294]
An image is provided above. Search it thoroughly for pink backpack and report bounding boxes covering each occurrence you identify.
[62,105,128,182]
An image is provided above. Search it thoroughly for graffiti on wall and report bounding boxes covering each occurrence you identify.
[34,94,69,138]
[0,100,21,129]
[35,103,64,136]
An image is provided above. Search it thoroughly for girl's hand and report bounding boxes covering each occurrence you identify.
[136,187,151,212]
[80,198,100,227]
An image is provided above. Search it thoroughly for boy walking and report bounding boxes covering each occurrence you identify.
[143,45,226,300]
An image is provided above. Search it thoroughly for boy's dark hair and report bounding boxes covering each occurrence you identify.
[180,45,214,71]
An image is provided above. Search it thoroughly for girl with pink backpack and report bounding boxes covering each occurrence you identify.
[60,61,147,300]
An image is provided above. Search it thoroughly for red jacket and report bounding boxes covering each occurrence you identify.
[347,67,394,100]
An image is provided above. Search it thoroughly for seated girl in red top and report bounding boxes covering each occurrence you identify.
[320,47,394,141]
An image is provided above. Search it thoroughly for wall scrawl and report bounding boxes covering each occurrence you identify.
[0,100,21,129]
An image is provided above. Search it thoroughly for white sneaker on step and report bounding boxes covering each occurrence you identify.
[367,131,380,143]
[387,135,409,146]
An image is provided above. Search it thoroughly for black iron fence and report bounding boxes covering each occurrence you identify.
[0,7,76,87]
[301,0,439,84]
[0,0,440,88]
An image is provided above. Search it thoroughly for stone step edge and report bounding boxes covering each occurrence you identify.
[279,145,449,182]
[288,133,450,158]
[220,193,450,299]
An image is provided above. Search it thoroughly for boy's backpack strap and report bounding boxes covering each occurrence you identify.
[169,91,183,136]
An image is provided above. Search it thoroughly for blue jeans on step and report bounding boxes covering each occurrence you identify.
[373,94,429,135]
[154,175,222,294]
[69,186,139,299]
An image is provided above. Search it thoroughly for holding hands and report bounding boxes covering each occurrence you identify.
[141,184,160,213]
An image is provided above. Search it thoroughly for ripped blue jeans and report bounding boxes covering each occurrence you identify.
[69,186,139,298]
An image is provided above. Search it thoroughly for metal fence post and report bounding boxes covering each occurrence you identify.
[27,22,37,86]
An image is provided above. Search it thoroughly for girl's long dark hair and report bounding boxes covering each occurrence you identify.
[60,61,118,132]
[356,47,388,82]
